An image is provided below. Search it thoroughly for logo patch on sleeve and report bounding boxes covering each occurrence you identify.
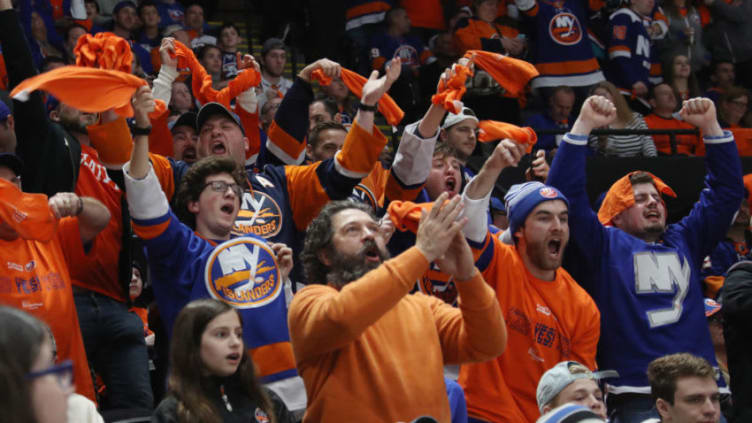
[613,25,627,40]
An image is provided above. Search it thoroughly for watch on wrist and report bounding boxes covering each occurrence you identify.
[132,125,152,136]
[357,101,378,112]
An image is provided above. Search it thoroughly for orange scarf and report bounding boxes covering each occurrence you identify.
[0,179,57,242]
[464,50,539,98]
[171,41,261,110]
[478,120,537,153]
[431,64,472,114]
[597,171,676,226]
[74,32,134,74]
[386,200,434,234]
[311,68,404,126]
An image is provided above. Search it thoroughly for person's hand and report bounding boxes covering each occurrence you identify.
[415,192,468,263]
[571,95,617,135]
[271,243,294,281]
[679,97,723,137]
[501,37,524,56]
[132,85,155,128]
[378,216,396,244]
[237,53,260,73]
[435,229,476,280]
[159,37,178,69]
[298,58,341,82]
[361,57,401,106]
[49,192,83,218]
[145,333,155,347]
[526,149,549,182]
[632,81,648,98]
[485,139,527,172]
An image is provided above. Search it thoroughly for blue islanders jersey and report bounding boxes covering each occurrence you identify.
[607,8,651,95]
[547,130,743,392]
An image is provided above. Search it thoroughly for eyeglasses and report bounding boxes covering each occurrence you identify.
[202,180,243,197]
[27,360,74,389]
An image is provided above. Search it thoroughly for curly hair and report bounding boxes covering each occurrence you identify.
[301,200,376,284]
[175,156,245,229]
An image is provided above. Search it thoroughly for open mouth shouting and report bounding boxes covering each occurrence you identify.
[226,352,241,365]
[182,146,197,162]
[211,139,228,155]
[444,176,458,195]
[220,201,236,217]
[547,238,562,258]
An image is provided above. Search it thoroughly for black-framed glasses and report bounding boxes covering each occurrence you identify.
[27,359,74,389]
[202,181,243,197]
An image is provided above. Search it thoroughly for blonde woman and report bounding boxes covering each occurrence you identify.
[589,81,657,157]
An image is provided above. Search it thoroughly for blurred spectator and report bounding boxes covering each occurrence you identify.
[110,1,154,74]
[419,32,461,111]
[84,0,108,31]
[217,23,240,80]
[169,81,194,115]
[721,260,752,421]
[439,107,479,171]
[704,0,752,91]
[701,197,751,298]
[24,7,65,67]
[136,1,162,52]
[646,353,722,423]
[319,77,357,125]
[663,53,701,102]
[63,23,87,62]
[658,0,711,72]
[162,23,191,48]
[155,0,184,27]
[308,96,339,131]
[184,3,215,49]
[718,86,749,129]
[168,112,198,163]
[525,86,575,152]
[704,299,728,388]
[306,121,348,162]
[536,361,613,419]
[0,96,16,153]
[197,44,227,90]
[705,61,736,107]
[454,0,524,57]
[128,264,154,348]
[257,38,292,112]
[606,0,654,113]
[588,81,657,157]
[644,82,703,155]
[344,0,394,51]
[514,0,605,101]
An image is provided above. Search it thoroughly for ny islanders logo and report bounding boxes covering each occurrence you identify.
[417,264,458,306]
[204,238,282,309]
[539,187,559,198]
[233,190,283,238]
[548,12,582,46]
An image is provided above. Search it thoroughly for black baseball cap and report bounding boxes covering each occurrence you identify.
[169,111,197,133]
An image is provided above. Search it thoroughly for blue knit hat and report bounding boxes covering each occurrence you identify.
[500,181,569,245]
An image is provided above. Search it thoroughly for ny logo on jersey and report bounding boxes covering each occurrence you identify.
[634,251,691,328]
[636,35,650,58]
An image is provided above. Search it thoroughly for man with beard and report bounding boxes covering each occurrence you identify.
[257,38,292,112]
[455,140,600,423]
[169,112,198,163]
[1,1,154,411]
[547,96,742,422]
[289,195,507,422]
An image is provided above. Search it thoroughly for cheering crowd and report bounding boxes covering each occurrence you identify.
[2,0,752,423]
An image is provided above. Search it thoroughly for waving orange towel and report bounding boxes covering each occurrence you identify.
[311,68,404,126]
[171,41,261,110]
[465,50,538,98]
[74,32,134,73]
[0,179,57,242]
[431,64,472,114]
[11,66,148,117]
[387,200,434,234]
[597,171,676,226]
[478,120,537,153]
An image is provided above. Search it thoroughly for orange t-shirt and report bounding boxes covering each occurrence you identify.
[459,233,601,422]
[401,0,445,30]
[0,218,96,401]
[643,114,704,156]
[727,126,752,157]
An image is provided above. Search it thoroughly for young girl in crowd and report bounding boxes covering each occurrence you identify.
[664,53,702,102]
[0,306,72,423]
[152,299,294,423]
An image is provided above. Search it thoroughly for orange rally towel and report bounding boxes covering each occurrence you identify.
[311,68,404,126]
[171,41,261,110]
[431,64,472,114]
[597,171,676,226]
[478,120,537,153]
[74,32,134,73]
[464,50,539,98]
[10,66,148,117]
[0,179,57,242]
[387,201,434,233]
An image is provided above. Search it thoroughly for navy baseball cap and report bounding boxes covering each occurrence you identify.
[0,99,10,121]
[113,0,137,15]
[0,153,24,176]
[169,112,197,133]
[196,102,245,135]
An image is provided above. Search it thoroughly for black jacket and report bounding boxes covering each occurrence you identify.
[721,260,752,422]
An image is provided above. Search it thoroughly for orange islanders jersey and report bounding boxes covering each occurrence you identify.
[459,232,600,422]
[643,114,704,156]
[0,218,96,401]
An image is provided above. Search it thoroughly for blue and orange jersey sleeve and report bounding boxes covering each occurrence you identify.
[257,78,313,168]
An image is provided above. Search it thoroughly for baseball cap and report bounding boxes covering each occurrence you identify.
[0,153,25,176]
[0,99,10,121]
[536,361,618,413]
[162,24,185,38]
[261,38,286,57]
[500,181,569,245]
[536,403,605,423]
[169,112,197,132]
[704,298,721,317]
[442,107,478,130]
[113,0,136,15]
[196,102,245,135]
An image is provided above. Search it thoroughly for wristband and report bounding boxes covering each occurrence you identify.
[357,101,378,112]
[132,125,152,136]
